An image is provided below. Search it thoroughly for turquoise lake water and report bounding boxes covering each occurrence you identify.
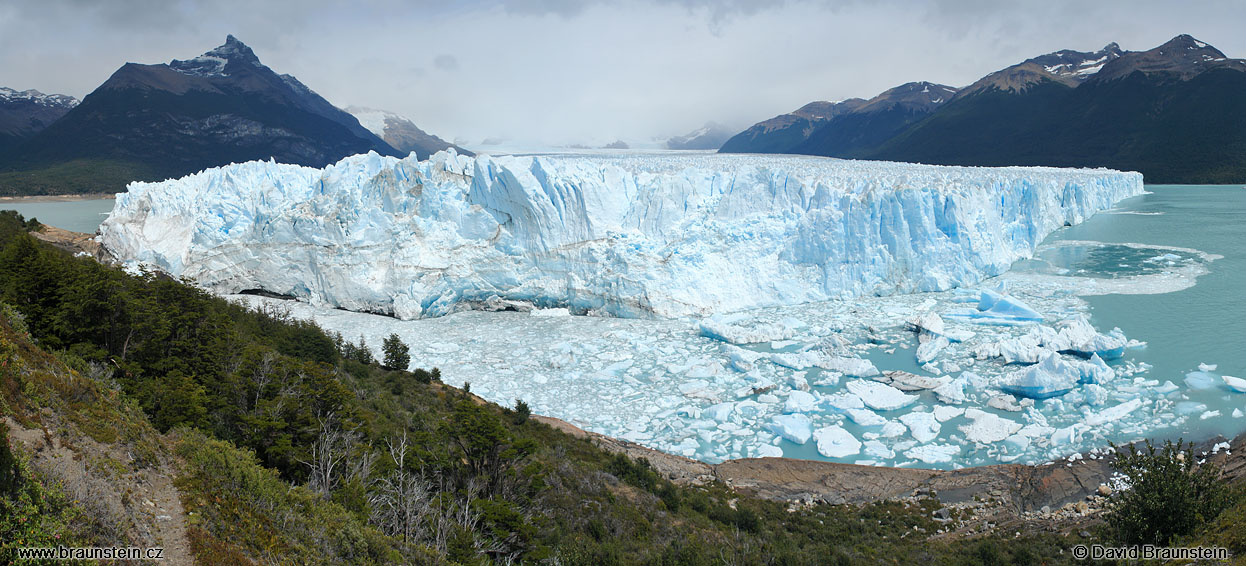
[0,198,115,234]
[1041,185,1246,444]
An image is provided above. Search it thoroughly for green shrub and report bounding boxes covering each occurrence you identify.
[1106,439,1233,545]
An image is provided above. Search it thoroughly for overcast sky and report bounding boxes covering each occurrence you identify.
[3,0,1244,146]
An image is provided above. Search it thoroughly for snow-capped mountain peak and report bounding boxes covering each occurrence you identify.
[0,87,79,109]
[169,34,263,77]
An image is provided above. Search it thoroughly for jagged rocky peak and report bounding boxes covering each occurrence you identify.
[956,42,1126,99]
[1090,34,1244,82]
[1025,42,1124,81]
[855,81,959,113]
[169,35,263,77]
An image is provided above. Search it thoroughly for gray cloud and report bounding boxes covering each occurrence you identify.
[2,0,1244,148]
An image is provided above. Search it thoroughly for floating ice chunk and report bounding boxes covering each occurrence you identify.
[977,289,1043,320]
[770,414,813,444]
[916,335,950,364]
[814,426,862,458]
[699,313,796,345]
[933,406,965,422]
[999,352,1078,399]
[1198,362,1218,372]
[1184,371,1220,390]
[880,421,908,438]
[905,443,961,464]
[959,409,1023,444]
[846,408,887,426]
[997,334,1044,364]
[1201,410,1221,420]
[1051,424,1084,445]
[1155,381,1180,394]
[846,380,919,411]
[1082,383,1110,406]
[899,412,941,443]
[678,379,719,401]
[818,357,880,378]
[1222,375,1246,393]
[705,402,735,422]
[756,444,785,458]
[987,394,1024,412]
[1003,434,1031,453]
[1175,401,1208,416]
[1085,399,1144,426]
[784,390,819,413]
[879,371,945,391]
[1235,409,1245,418]
[909,311,946,336]
[823,392,865,412]
[1051,316,1128,359]
[932,375,970,404]
[863,440,895,459]
[724,345,766,373]
[770,351,820,370]
[1077,354,1115,384]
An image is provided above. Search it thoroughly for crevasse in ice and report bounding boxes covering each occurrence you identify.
[100,150,1144,320]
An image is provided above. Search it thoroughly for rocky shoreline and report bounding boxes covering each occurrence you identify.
[535,414,1244,538]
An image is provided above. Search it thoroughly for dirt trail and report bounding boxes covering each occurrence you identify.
[3,416,194,565]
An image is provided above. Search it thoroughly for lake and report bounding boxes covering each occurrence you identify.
[0,198,115,234]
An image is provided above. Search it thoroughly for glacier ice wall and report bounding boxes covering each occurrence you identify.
[100,151,1143,319]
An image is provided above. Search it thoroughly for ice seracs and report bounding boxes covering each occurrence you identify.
[101,151,1144,320]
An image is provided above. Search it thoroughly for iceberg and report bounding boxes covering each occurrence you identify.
[946,288,1043,324]
[899,412,941,443]
[959,409,1023,444]
[845,380,919,411]
[1223,375,1246,393]
[783,390,819,413]
[770,414,814,444]
[814,425,862,458]
[101,150,1144,320]
[999,352,1078,399]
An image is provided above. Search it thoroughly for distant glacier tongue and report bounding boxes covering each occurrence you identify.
[100,151,1143,319]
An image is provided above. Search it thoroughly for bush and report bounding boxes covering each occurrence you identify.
[1106,439,1232,545]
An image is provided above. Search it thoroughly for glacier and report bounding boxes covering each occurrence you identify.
[100,150,1143,320]
[99,149,1245,470]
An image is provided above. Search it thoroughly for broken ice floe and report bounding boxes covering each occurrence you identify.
[225,262,1236,470]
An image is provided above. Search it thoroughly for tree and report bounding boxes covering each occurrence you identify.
[382,333,410,371]
[369,432,432,544]
[1106,439,1232,545]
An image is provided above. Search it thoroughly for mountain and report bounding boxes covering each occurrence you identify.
[666,121,735,150]
[951,42,1123,99]
[718,98,866,153]
[1,35,400,194]
[345,106,470,158]
[0,88,78,151]
[721,35,1246,183]
[719,81,957,156]
[871,35,1246,183]
[788,82,958,158]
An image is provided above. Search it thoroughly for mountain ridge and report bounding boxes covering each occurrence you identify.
[720,34,1246,183]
